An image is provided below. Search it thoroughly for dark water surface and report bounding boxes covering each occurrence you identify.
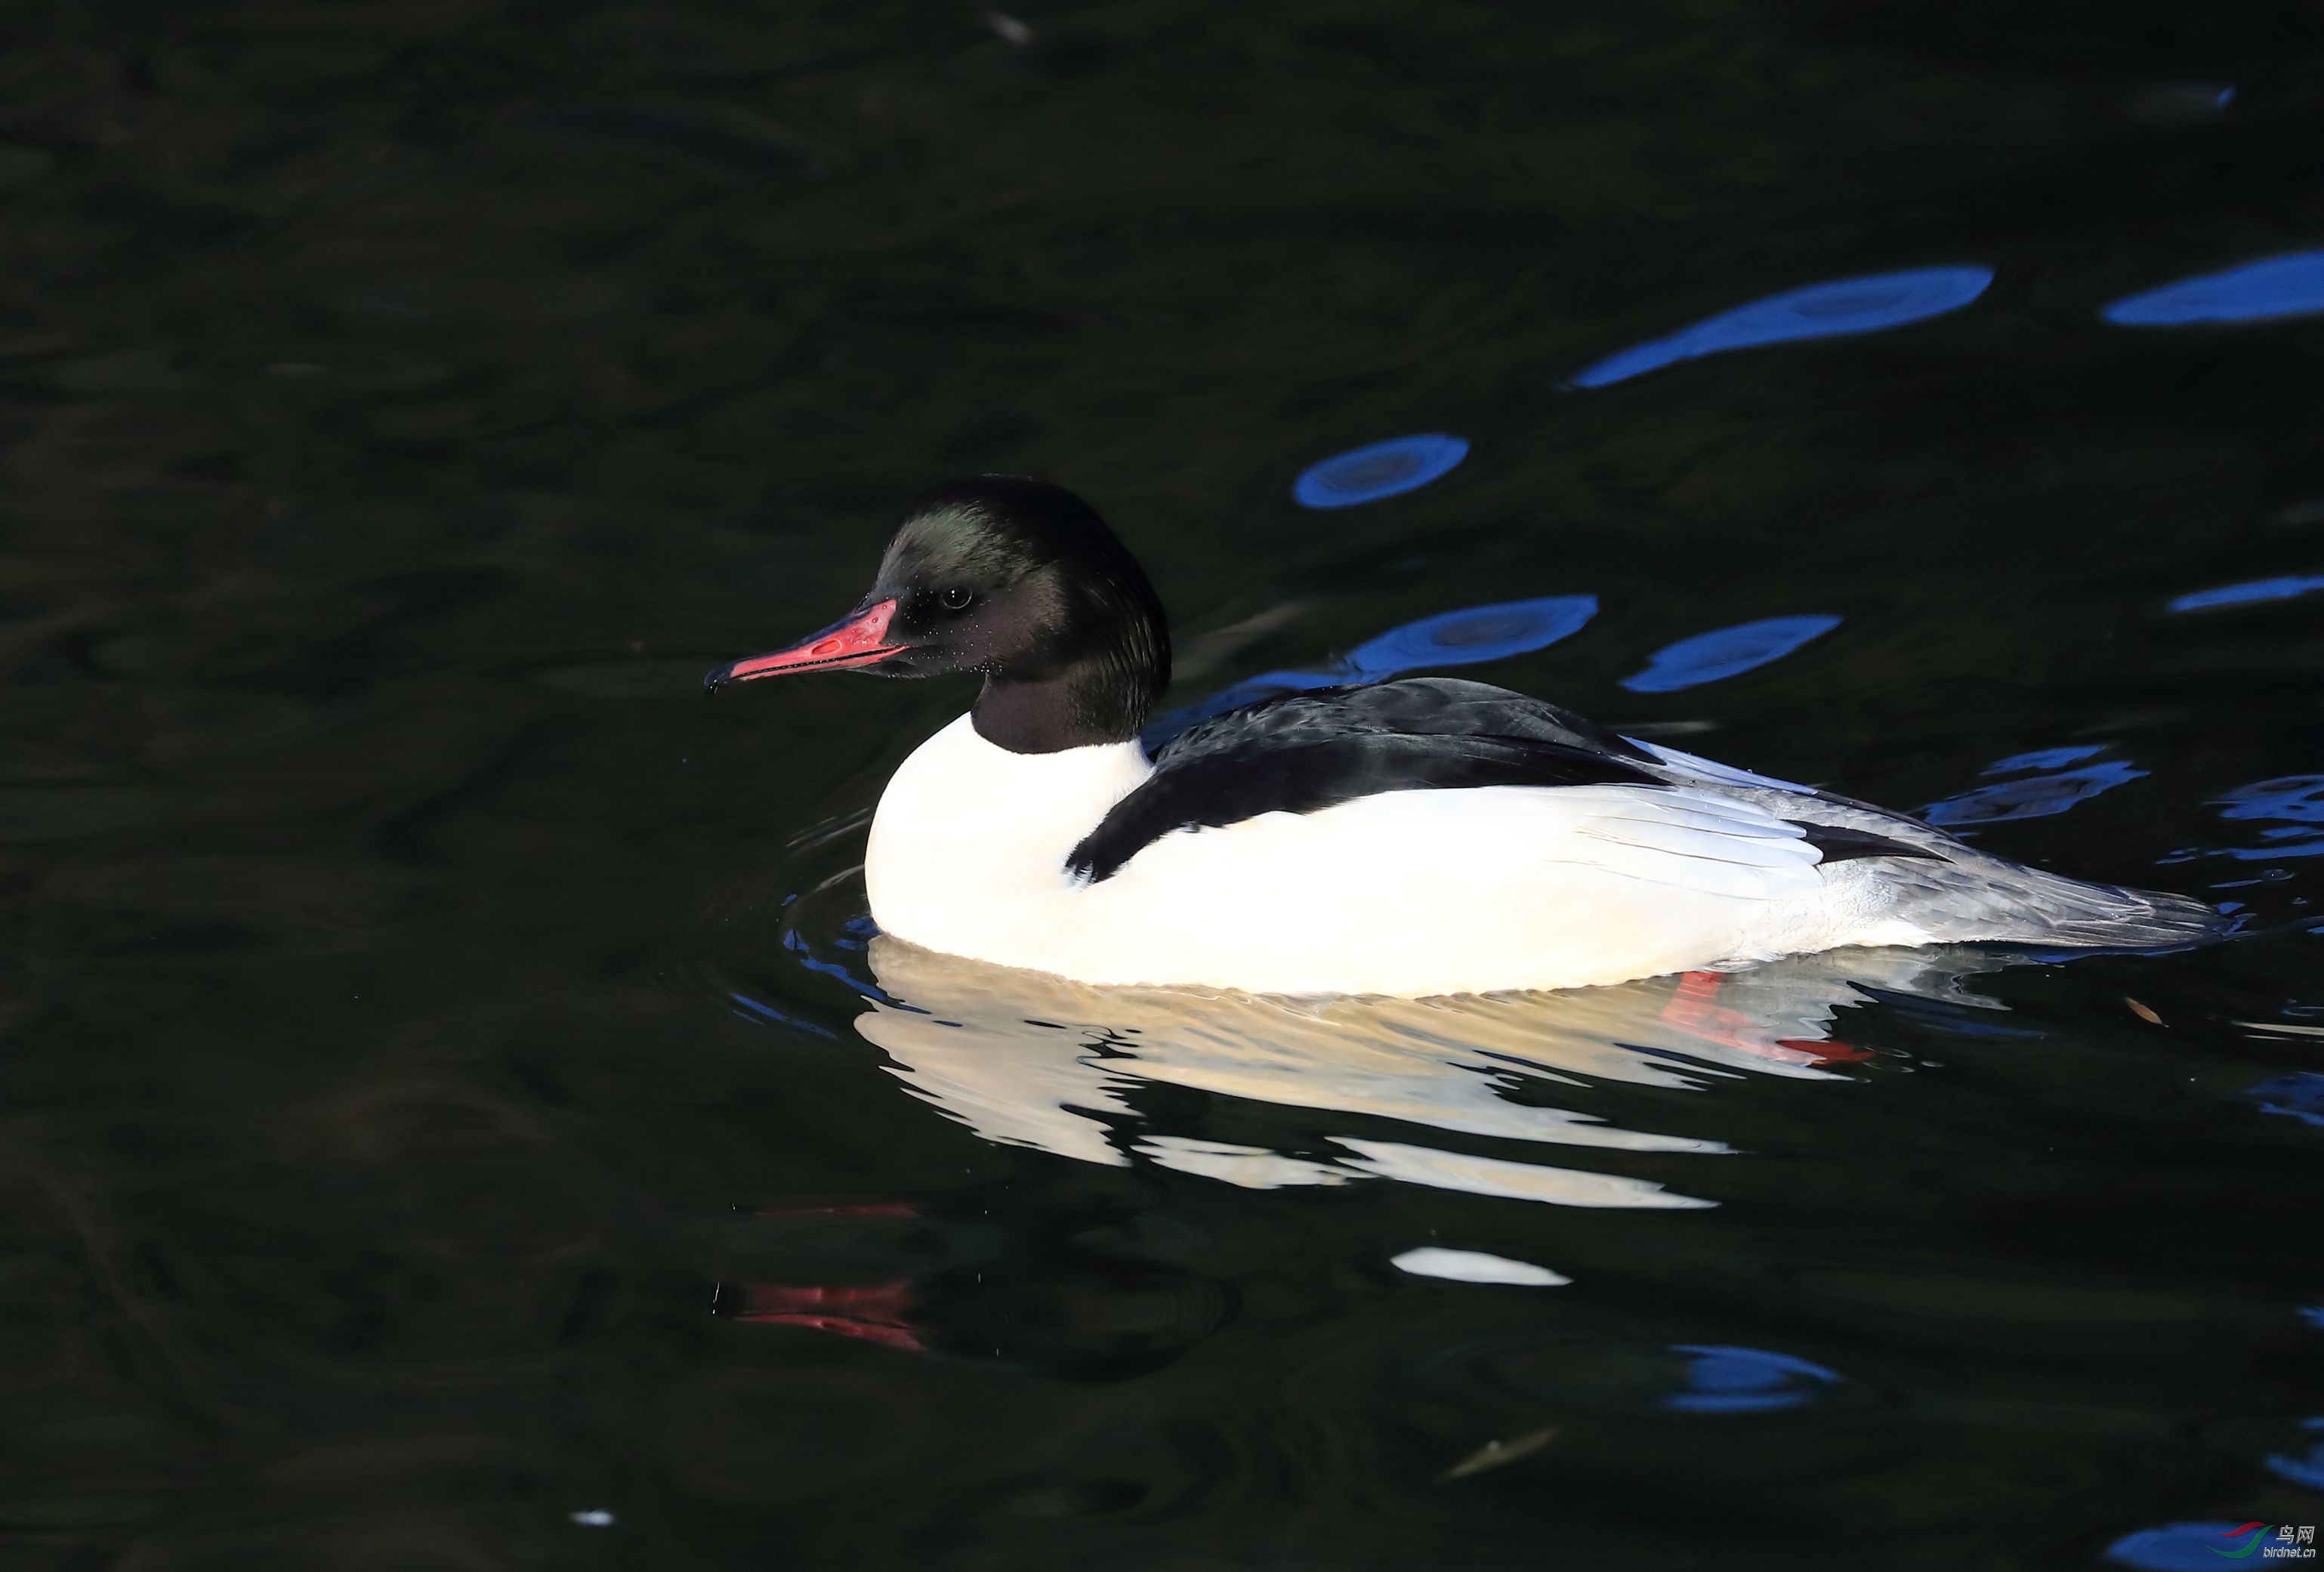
[5,2,2323,1567]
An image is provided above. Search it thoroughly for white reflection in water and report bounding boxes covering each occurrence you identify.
[852,938,2011,1206]
[1392,1246,1569,1286]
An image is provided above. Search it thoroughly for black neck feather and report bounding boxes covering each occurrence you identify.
[972,575,1171,753]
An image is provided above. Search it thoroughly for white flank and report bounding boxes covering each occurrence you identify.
[861,713,1934,996]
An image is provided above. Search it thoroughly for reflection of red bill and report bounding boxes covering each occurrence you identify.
[1662,971,1875,1065]
[722,1280,921,1351]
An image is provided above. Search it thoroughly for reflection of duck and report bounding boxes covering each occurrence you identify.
[706,477,2222,995]
[711,1200,1234,1376]
[850,934,2006,1206]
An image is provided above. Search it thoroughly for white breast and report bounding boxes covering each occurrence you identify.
[860,713,1934,997]
[863,714,1153,965]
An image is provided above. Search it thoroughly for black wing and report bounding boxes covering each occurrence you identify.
[1066,677,1665,884]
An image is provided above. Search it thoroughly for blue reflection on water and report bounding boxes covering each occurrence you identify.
[2247,1073,2324,1129]
[2103,249,2324,326]
[2221,777,2324,824]
[728,990,839,1039]
[781,918,890,1000]
[1663,1344,1840,1414]
[1620,614,1841,693]
[1293,434,1469,508]
[1571,266,1993,388]
[2302,1307,2324,1330]
[1345,596,1600,678]
[1865,991,2047,1039]
[1924,755,2147,827]
[2108,1524,2285,1570]
[2213,777,2324,863]
[2169,573,2324,613]
[2268,1416,2324,1490]
[1148,595,1597,743]
[1985,744,2103,775]
[1156,669,1335,733]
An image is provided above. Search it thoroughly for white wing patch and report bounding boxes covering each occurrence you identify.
[1546,786,1828,901]
[1635,740,1815,795]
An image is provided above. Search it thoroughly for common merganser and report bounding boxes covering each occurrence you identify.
[706,476,2223,996]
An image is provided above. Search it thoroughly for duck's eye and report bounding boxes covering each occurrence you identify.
[941,585,974,611]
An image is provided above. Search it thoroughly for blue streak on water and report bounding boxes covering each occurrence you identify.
[1344,595,1598,678]
[1985,744,2104,775]
[2211,777,2324,863]
[1663,1344,1840,1414]
[1570,265,1993,388]
[2103,249,2324,326]
[2303,1307,2324,1330]
[782,923,890,999]
[2168,573,2324,613]
[2268,1417,2324,1490]
[2107,1524,2280,1570]
[1923,760,2147,827]
[1620,614,1841,693]
[2219,777,2324,824]
[2247,1073,2324,1129]
[1147,670,1339,740]
[728,990,840,1039]
[2216,836,2324,863]
[1293,434,1468,508]
[1146,595,1597,743]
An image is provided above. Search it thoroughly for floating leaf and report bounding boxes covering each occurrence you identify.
[1442,1426,1560,1481]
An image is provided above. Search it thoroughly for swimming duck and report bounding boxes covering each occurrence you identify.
[706,476,2221,996]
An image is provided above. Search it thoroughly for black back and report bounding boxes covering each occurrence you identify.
[1066,677,1665,883]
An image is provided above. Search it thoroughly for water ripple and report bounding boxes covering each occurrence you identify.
[1620,614,1841,693]
[2245,1073,2324,1129]
[1571,266,1993,388]
[2267,1417,2324,1490]
[1418,1333,1854,1419]
[839,940,2018,1209]
[1664,1344,1843,1414]
[1924,755,2147,827]
[2108,1522,2298,1570]
[2103,249,2324,326]
[2211,777,2324,863]
[2168,573,2324,613]
[1292,434,1468,508]
[1344,596,1600,679]
[1390,1247,1569,1286]
[1147,594,1597,741]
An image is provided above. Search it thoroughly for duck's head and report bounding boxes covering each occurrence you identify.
[705,476,1171,753]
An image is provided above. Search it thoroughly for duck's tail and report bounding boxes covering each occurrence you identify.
[1887,852,2232,952]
